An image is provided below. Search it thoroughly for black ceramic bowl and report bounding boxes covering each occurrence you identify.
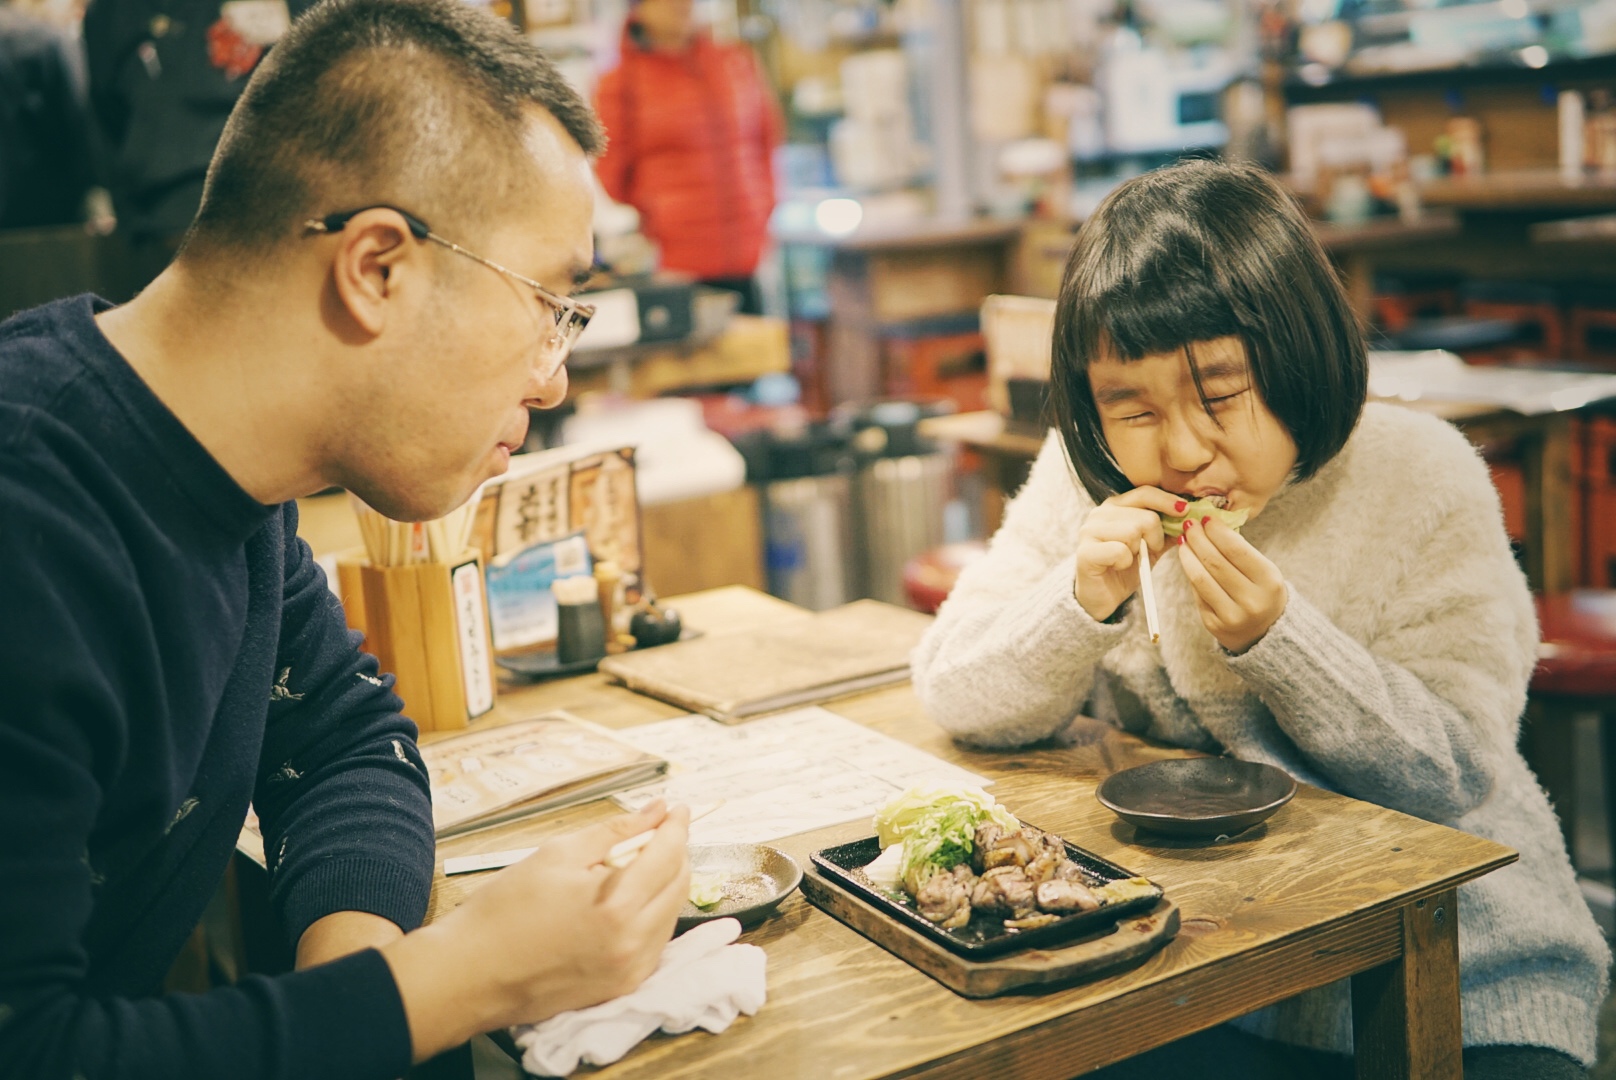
[675,843,802,933]
[1096,758,1297,838]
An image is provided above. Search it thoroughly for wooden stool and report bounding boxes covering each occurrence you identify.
[1522,591,1616,864]
[902,541,988,614]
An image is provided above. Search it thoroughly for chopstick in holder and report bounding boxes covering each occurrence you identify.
[1138,538,1160,645]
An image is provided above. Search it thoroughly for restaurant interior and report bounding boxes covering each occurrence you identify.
[9,0,1616,1076]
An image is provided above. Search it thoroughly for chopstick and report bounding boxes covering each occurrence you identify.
[349,493,481,568]
[604,800,724,869]
[440,800,724,877]
[1137,538,1160,644]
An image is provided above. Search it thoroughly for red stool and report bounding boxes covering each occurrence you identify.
[902,541,989,614]
[1522,591,1616,862]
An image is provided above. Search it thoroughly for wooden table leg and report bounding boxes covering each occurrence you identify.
[1343,252,1375,328]
[1522,412,1575,595]
[1350,889,1462,1080]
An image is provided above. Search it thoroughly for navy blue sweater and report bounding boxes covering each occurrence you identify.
[0,296,437,1079]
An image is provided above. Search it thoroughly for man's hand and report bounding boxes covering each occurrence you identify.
[1176,515,1287,654]
[296,910,405,970]
[1074,487,1180,623]
[381,802,690,1063]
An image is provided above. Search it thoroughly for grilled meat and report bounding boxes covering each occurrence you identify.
[1004,913,1060,930]
[1035,878,1100,913]
[970,865,1039,919]
[971,821,1009,871]
[915,864,976,928]
[1025,831,1067,883]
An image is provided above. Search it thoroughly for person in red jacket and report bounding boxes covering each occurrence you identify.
[593,0,782,313]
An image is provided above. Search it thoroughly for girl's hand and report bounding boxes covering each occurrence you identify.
[1074,487,1181,623]
[1177,515,1287,654]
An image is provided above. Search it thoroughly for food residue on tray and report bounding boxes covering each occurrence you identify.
[864,786,1156,931]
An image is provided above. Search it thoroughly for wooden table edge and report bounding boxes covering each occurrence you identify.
[874,847,1517,1080]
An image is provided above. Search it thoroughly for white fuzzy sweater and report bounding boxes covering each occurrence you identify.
[912,403,1610,1063]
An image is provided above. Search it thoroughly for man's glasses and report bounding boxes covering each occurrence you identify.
[304,204,595,366]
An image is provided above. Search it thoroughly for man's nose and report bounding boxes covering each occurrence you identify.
[527,361,569,411]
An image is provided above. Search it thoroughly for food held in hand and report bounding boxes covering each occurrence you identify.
[867,786,1158,931]
[1161,497,1248,538]
[689,872,725,909]
[630,603,683,648]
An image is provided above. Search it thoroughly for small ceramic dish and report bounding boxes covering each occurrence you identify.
[676,843,802,933]
[1096,758,1297,838]
[495,628,703,681]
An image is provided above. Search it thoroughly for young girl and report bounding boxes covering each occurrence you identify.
[911,161,1608,1078]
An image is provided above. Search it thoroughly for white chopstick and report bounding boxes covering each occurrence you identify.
[1138,538,1160,644]
[442,801,723,877]
[604,800,724,869]
[443,846,537,876]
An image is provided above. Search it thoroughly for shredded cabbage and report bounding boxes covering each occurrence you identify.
[871,786,1019,896]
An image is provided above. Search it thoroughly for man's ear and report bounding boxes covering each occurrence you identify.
[327,209,419,338]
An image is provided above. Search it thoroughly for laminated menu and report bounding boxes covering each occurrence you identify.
[597,600,933,724]
[421,713,668,837]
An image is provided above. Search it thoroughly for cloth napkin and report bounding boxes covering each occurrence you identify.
[510,917,767,1077]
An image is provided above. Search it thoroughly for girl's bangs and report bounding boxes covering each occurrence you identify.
[1068,273,1243,368]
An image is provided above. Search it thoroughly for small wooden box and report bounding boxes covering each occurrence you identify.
[335,553,497,732]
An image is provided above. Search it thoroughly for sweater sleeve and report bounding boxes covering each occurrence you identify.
[252,503,435,947]
[1224,489,1534,822]
[911,433,1127,747]
[0,467,413,1080]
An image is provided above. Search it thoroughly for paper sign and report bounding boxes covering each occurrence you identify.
[451,559,494,717]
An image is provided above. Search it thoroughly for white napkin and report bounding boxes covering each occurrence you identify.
[510,918,767,1077]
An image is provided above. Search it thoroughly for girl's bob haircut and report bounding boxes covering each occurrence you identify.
[1050,159,1367,503]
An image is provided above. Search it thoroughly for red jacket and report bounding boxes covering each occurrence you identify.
[594,24,782,281]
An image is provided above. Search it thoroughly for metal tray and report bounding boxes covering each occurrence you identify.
[809,831,1163,959]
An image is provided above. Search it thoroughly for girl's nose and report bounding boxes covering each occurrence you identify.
[1161,411,1215,475]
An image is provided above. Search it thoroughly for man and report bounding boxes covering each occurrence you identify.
[0,1,690,1077]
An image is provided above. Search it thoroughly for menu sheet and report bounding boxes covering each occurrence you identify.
[611,706,991,845]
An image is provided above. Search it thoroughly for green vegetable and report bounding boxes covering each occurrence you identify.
[1161,498,1248,539]
[689,873,725,909]
[872,786,1019,897]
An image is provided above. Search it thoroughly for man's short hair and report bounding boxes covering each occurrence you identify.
[1049,159,1367,502]
[184,0,603,256]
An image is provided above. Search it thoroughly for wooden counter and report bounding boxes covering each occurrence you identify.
[1416,169,1616,213]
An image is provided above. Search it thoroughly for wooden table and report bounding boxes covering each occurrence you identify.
[935,403,1578,594]
[254,585,1515,1080]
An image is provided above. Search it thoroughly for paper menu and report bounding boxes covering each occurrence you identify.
[610,707,992,846]
[422,714,664,837]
